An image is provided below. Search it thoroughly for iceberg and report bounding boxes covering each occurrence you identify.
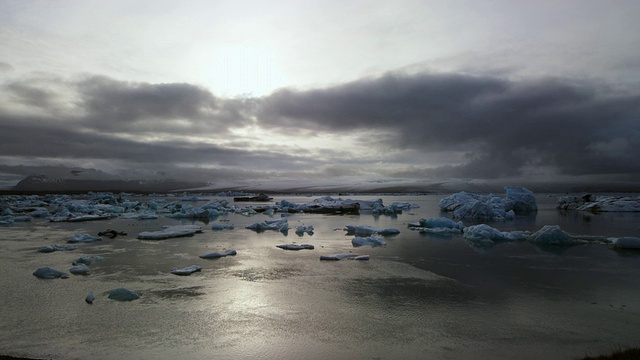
[246,218,289,233]
[67,234,103,244]
[98,229,127,238]
[85,292,94,304]
[295,225,314,236]
[276,244,315,250]
[557,195,640,212]
[32,267,69,279]
[527,225,609,246]
[137,225,203,240]
[199,249,237,259]
[408,217,464,235]
[439,187,537,220]
[37,244,77,253]
[463,224,528,245]
[320,254,370,261]
[611,237,640,250]
[211,223,234,230]
[69,264,91,275]
[72,256,104,266]
[108,288,140,301]
[352,236,386,247]
[504,186,538,212]
[171,265,202,275]
[344,225,400,237]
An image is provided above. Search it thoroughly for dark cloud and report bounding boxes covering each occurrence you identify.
[259,72,640,179]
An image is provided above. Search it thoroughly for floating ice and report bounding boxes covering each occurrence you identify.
[37,244,77,253]
[320,254,370,260]
[408,217,464,235]
[557,195,640,212]
[611,237,640,250]
[276,244,315,250]
[211,223,234,230]
[199,249,237,259]
[108,288,140,301]
[352,236,386,247]
[120,212,159,220]
[85,292,94,304]
[137,225,203,240]
[69,264,91,275]
[246,218,289,233]
[32,267,69,279]
[295,225,314,236]
[72,256,104,266]
[171,265,202,276]
[440,187,537,220]
[527,225,609,246]
[463,224,528,245]
[166,204,210,219]
[344,225,400,237]
[67,234,102,244]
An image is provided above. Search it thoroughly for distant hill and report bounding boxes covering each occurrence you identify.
[12,175,207,193]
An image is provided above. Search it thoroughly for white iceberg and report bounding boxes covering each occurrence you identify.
[171,265,202,275]
[320,254,370,261]
[276,244,314,250]
[67,234,102,244]
[137,225,203,240]
[108,288,140,301]
[199,249,237,259]
[33,267,69,279]
[352,236,386,247]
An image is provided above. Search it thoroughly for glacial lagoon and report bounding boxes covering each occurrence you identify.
[1,192,639,360]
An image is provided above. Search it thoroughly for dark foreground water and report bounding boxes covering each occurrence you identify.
[1,194,639,360]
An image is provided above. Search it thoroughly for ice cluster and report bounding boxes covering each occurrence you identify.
[557,195,640,212]
[439,186,536,220]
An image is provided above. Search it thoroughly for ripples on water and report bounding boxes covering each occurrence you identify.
[0,194,639,360]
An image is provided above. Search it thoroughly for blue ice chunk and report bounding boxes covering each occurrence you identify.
[85,292,94,304]
[612,237,640,250]
[108,288,140,301]
[199,249,237,259]
[211,223,234,230]
[33,267,69,279]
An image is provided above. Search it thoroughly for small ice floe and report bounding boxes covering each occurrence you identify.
[171,265,202,276]
[295,225,314,236]
[527,225,609,246]
[276,244,314,250]
[352,236,386,247]
[137,225,203,240]
[98,229,127,238]
[85,292,94,304]
[408,217,464,235]
[320,254,370,261]
[37,244,77,253]
[246,218,289,234]
[66,234,102,244]
[610,237,640,250]
[72,256,104,266]
[32,267,69,279]
[463,224,529,246]
[120,212,158,220]
[211,223,234,230]
[108,288,140,301]
[199,249,237,259]
[344,225,400,237]
[50,214,112,222]
[69,264,91,275]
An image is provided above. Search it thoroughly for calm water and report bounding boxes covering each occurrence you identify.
[1,193,639,360]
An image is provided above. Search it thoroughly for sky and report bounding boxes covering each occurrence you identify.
[1,0,640,190]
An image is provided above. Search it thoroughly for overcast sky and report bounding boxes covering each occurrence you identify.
[1,0,640,188]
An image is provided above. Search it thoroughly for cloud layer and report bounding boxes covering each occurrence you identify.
[1,70,639,187]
